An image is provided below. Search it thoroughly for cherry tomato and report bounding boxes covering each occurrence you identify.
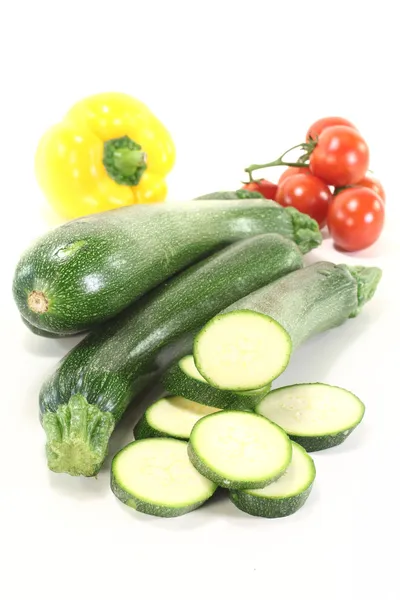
[278,166,311,186]
[354,175,385,203]
[327,188,384,252]
[306,117,357,141]
[275,173,332,227]
[242,179,278,200]
[309,126,369,187]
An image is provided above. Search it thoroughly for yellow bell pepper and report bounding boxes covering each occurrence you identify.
[35,92,176,219]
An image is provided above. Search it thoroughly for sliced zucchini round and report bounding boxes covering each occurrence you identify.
[188,410,292,489]
[193,309,292,390]
[134,396,220,441]
[255,383,365,452]
[163,355,271,410]
[111,438,217,518]
[230,442,316,518]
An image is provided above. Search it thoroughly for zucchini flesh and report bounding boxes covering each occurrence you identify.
[194,310,291,390]
[193,262,382,391]
[188,411,292,489]
[111,438,217,518]
[13,199,321,335]
[230,442,316,518]
[134,396,220,440]
[255,383,365,451]
[163,355,271,410]
[40,234,304,477]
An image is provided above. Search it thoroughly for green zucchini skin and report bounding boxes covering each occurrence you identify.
[163,356,271,410]
[13,200,321,335]
[194,190,264,199]
[111,473,212,518]
[39,234,304,476]
[230,485,313,518]
[21,317,79,338]
[133,413,172,441]
[214,262,382,351]
[229,442,316,518]
[289,430,357,452]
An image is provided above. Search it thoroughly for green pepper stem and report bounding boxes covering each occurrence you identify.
[103,135,147,186]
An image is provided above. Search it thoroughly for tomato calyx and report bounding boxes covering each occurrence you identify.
[244,141,317,181]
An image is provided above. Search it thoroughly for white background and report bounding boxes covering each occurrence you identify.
[1,1,399,598]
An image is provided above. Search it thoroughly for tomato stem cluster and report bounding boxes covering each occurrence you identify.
[244,142,316,182]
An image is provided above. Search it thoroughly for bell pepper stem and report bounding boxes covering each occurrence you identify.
[103,135,147,186]
[113,148,146,176]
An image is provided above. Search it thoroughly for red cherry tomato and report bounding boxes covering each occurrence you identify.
[242,179,278,200]
[275,173,332,227]
[354,175,385,203]
[278,166,311,186]
[309,126,369,187]
[327,188,384,252]
[306,117,357,141]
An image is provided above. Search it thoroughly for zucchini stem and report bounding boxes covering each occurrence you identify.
[286,206,322,254]
[42,395,115,477]
[345,265,383,316]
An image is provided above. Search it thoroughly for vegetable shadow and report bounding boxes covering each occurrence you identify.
[269,309,378,389]
[46,459,110,500]
[20,328,85,358]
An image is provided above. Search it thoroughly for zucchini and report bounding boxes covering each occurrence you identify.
[134,396,220,440]
[40,234,304,477]
[193,262,382,391]
[163,355,271,409]
[255,383,365,451]
[21,317,77,338]
[194,190,264,199]
[188,411,292,489]
[111,438,217,517]
[13,199,321,335]
[230,442,316,518]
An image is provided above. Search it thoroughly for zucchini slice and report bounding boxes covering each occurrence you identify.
[163,355,271,410]
[111,438,217,518]
[230,442,316,518]
[134,396,220,440]
[193,310,292,391]
[255,383,365,452]
[188,411,292,489]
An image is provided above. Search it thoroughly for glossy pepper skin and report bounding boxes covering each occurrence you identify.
[35,93,176,219]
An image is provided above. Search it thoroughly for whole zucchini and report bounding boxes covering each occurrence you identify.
[40,234,304,477]
[193,262,382,391]
[21,317,77,338]
[194,189,264,199]
[12,199,321,335]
